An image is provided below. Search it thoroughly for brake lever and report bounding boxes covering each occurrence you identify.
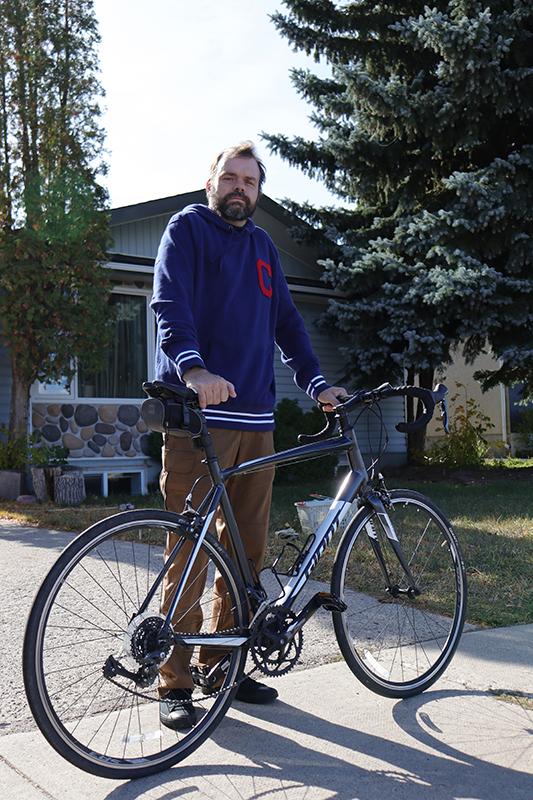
[439,398,449,434]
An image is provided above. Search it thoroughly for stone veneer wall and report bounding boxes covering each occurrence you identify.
[32,402,151,460]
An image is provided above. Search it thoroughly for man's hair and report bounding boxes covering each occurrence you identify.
[208,141,266,192]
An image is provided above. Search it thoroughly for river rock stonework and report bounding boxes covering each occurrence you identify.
[32,403,150,460]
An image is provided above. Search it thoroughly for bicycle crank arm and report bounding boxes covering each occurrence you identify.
[285,592,347,638]
[190,653,233,689]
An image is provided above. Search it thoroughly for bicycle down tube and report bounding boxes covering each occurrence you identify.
[168,409,417,647]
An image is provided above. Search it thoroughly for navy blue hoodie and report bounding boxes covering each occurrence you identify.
[151,204,330,431]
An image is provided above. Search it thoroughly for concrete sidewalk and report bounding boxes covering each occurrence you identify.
[1,520,532,799]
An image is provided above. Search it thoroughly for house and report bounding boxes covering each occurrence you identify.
[426,352,529,457]
[1,191,408,495]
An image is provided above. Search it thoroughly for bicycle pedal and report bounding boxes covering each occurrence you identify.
[190,656,231,690]
[316,592,348,613]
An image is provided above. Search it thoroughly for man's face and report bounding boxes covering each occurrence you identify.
[207,156,261,226]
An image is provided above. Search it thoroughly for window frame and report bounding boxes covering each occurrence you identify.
[31,285,155,402]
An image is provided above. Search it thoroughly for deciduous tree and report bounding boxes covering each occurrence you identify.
[0,0,111,439]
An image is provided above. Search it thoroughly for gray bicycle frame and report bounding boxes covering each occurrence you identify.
[163,412,410,649]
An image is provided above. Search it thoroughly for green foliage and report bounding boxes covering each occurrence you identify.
[0,424,34,470]
[0,1,112,436]
[425,383,495,469]
[29,442,69,468]
[264,1,533,394]
[273,397,338,481]
[0,423,68,469]
[147,431,163,464]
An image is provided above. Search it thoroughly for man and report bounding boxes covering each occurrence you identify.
[151,142,345,730]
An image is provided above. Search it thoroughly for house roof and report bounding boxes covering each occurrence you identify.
[108,190,336,294]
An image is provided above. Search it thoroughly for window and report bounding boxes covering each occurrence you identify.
[78,290,152,399]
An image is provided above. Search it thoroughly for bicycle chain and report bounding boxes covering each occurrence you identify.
[105,663,260,706]
[106,615,303,707]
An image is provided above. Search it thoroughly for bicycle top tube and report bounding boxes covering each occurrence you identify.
[141,378,449,502]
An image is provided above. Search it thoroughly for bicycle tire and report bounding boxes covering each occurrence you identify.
[331,490,467,698]
[23,509,248,779]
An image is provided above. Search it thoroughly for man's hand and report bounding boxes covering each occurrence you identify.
[182,366,237,409]
[317,386,347,412]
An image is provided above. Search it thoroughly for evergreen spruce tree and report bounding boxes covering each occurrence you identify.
[0,0,111,440]
[264,1,533,432]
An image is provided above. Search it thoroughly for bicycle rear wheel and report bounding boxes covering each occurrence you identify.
[331,490,466,697]
[23,509,248,778]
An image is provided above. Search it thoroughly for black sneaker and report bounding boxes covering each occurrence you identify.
[159,689,197,730]
[235,677,278,705]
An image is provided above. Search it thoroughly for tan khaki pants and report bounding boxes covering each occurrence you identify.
[158,428,275,692]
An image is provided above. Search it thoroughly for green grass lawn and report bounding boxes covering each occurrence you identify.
[266,476,533,630]
[2,472,533,630]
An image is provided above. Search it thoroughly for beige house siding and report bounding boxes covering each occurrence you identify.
[426,352,511,455]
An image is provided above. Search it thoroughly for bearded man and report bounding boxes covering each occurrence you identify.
[150,141,345,730]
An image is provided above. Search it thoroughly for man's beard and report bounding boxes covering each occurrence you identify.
[208,190,256,222]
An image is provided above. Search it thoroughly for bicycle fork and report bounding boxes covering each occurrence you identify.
[363,493,421,598]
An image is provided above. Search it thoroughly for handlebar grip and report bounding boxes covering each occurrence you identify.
[394,386,435,433]
[297,410,338,444]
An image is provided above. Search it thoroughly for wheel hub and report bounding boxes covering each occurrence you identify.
[122,612,172,670]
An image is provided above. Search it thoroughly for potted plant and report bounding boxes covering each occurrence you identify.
[0,424,34,500]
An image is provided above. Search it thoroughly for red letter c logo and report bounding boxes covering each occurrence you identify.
[257,259,272,298]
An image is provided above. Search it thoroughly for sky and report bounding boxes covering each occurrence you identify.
[92,0,341,210]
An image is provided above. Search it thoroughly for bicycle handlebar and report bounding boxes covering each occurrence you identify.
[297,383,448,444]
[354,382,448,434]
[144,379,448,444]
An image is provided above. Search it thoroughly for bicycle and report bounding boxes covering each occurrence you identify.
[23,380,467,779]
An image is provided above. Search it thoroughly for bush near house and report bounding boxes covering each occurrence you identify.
[273,398,338,482]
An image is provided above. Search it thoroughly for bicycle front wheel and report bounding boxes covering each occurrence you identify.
[23,509,248,779]
[331,490,467,698]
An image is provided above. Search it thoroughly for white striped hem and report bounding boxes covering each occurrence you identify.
[176,349,203,371]
[204,410,274,426]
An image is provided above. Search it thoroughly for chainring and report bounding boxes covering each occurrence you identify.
[249,607,303,677]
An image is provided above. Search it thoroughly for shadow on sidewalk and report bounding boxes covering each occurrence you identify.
[95,687,533,800]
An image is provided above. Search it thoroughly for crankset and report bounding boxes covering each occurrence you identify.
[249,607,303,677]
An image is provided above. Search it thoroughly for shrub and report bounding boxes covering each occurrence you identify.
[273,398,338,481]
[516,407,533,458]
[0,424,71,470]
[424,383,495,469]
[0,424,35,470]
[147,431,163,464]
[29,442,69,468]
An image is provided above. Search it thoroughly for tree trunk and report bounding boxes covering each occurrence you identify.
[9,353,32,437]
[32,466,62,503]
[54,470,86,506]
[406,367,435,462]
